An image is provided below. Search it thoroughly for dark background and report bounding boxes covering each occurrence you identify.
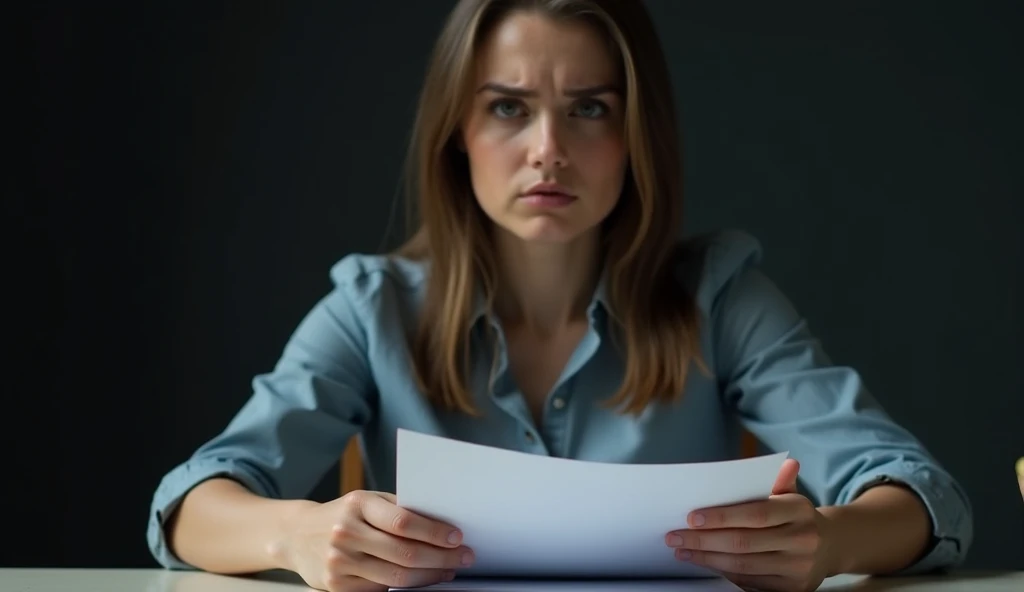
[17,0,1021,570]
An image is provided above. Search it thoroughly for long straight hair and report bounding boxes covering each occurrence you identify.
[395,0,703,415]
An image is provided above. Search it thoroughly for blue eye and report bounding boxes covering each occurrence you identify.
[572,100,607,118]
[490,99,524,118]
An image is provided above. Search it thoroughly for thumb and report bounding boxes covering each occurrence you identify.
[375,491,398,504]
[772,458,800,495]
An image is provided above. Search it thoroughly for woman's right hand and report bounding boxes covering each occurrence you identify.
[276,490,475,591]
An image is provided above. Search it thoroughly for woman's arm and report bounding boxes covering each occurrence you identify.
[703,231,972,575]
[149,257,377,570]
[819,483,933,575]
[166,478,313,573]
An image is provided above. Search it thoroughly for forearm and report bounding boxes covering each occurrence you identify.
[819,484,933,576]
[167,477,313,574]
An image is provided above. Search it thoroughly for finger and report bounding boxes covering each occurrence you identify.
[667,524,800,554]
[675,549,805,577]
[321,573,388,592]
[716,571,792,592]
[687,495,807,530]
[772,459,801,495]
[359,528,475,570]
[349,553,455,590]
[358,494,463,548]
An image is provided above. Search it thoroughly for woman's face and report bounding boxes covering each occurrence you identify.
[460,11,628,245]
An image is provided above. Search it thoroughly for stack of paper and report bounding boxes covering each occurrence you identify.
[394,429,787,586]
[415,578,747,591]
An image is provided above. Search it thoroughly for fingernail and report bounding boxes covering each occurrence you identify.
[448,530,462,545]
[667,534,683,546]
[676,549,692,561]
[691,513,706,527]
[461,551,475,566]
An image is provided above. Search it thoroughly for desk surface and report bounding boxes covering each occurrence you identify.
[2,569,1022,591]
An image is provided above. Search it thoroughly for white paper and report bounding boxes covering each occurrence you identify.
[395,429,788,579]
[399,577,743,591]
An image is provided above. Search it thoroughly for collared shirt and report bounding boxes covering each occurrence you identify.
[147,229,972,573]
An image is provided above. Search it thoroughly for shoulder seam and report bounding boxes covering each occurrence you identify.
[331,254,426,309]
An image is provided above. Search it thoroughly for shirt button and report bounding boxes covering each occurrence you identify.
[552,398,566,410]
[524,431,536,443]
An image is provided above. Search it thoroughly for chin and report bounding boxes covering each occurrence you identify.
[507,217,591,244]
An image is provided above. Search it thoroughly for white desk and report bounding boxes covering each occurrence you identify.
[1,569,1022,591]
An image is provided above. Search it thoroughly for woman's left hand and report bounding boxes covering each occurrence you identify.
[665,459,837,592]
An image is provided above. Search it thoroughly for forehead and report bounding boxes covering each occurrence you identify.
[474,11,620,86]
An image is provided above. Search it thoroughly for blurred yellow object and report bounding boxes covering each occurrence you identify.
[1017,457,1024,501]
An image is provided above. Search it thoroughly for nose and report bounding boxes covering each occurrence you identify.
[527,113,568,171]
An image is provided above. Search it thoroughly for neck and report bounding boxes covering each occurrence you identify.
[491,228,602,336]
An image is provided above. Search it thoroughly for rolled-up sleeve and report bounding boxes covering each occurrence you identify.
[147,265,377,569]
[706,233,973,574]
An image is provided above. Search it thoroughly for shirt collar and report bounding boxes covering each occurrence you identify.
[470,267,612,328]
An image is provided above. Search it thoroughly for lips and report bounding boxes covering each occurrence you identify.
[520,191,575,208]
[519,182,576,207]
[522,182,573,197]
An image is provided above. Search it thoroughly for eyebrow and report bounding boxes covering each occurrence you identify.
[476,82,621,98]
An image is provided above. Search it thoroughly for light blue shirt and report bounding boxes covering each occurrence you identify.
[147,229,972,574]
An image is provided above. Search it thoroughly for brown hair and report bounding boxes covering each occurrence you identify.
[395,0,703,415]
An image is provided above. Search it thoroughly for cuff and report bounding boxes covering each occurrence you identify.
[840,462,973,575]
[147,457,275,569]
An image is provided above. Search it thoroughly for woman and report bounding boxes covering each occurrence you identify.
[148,1,972,591]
